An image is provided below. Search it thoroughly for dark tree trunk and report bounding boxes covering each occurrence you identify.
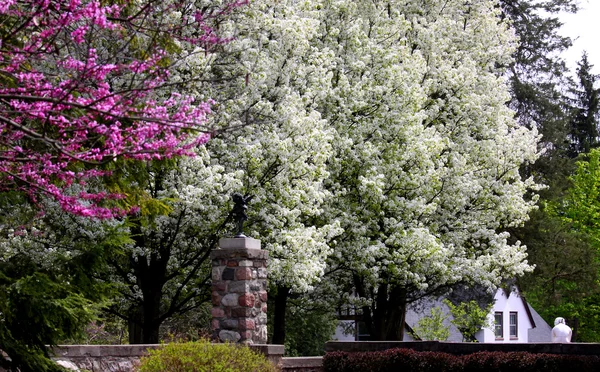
[370,282,408,341]
[372,281,389,340]
[272,286,290,345]
[128,307,143,344]
[127,294,163,344]
[128,230,169,344]
[570,316,579,342]
[385,286,407,340]
[353,274,374,340]
[141,289,163,343]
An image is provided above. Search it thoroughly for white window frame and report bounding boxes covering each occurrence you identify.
[509,311,518,339]
[494,312,504,340]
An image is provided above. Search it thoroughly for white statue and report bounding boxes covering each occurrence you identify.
[552,317,572,343]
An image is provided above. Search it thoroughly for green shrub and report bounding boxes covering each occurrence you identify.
[138,339,278,372]
[411,307,451,341]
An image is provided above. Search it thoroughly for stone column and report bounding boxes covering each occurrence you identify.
[211,237,268,344]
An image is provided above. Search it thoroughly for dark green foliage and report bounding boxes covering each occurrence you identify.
[0,258,96,371]
[569,53,600,157]
[0,194,126,370]
[443,299,493,342]
[323,349,600,372]
[267,291,338,356]
[501,0,576,159]
[281,304,338,356]
[500,0,577,194]
[526,149,600,341]
[137,339,277,372]
[516,208,600,341]
[515,207,600,306]
[501,0,600,343]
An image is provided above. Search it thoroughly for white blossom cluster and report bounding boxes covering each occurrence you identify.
[198,0,342,293]
[313,0,539,300]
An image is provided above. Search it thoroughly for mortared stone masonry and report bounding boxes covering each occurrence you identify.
[211,237,268,344]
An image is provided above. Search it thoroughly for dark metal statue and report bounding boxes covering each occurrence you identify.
[232,193,253,238]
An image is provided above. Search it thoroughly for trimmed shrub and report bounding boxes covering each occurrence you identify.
[462,351,600,372]
[323,348,462,372]
[324,349,600,372]
[137,339,277,372]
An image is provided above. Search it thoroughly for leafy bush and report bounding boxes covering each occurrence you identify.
[282,305,338,356]
[411,307,451,341]
[443,299,493,342]
[324,349,600,372]
[137,339,277,372]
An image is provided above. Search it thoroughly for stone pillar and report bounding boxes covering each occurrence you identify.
[211,237,268,344]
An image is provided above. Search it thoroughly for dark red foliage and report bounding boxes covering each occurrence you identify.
[324,349,600,372]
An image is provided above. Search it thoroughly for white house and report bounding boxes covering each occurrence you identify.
[333,287,552,342]
[474,287,551,343]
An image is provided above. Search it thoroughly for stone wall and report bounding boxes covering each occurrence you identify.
[52,345,160,372]
[51,344,293,371]
[281,357,323,372]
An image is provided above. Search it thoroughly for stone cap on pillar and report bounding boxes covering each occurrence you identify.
[219,237,261,250]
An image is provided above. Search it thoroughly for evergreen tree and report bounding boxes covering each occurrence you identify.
[500,0,577,189]
[569,52,600,157]
[495,2,600,341]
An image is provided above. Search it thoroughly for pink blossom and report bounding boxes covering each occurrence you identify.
[0,0,244,218]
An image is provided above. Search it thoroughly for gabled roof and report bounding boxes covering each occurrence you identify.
[526,303,552,342]
[496,287,536,329]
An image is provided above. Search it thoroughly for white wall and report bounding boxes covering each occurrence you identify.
[333,320,355,341]
[477,289,532,343]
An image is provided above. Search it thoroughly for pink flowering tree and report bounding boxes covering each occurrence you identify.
[0,1,246,370]
[0,0,241,218]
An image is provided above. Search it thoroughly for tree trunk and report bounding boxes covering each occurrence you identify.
[370,283,408,341]
[142,322,160,344]
[272,286,290,345]
[127,300,162,344]
[385,286,407,340]
[571,316,579,342]
[137,272,165,343]
[372,281,389,340]
[128,307,143,344]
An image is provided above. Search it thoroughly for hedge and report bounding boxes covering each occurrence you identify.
[323,348,600,372]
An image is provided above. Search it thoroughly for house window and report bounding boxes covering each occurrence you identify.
[509,312,518,339]
[357,321,371,341]
[494,312,503,339]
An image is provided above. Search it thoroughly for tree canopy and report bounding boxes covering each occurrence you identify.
[1,0,560,362]
[0,0,241,218]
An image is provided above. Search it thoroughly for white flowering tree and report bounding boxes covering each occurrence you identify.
[97,0,340,344]
[313,0,540,340]
[75,0,540,344]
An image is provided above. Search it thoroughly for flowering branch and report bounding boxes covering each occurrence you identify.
[0,0,246,218]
